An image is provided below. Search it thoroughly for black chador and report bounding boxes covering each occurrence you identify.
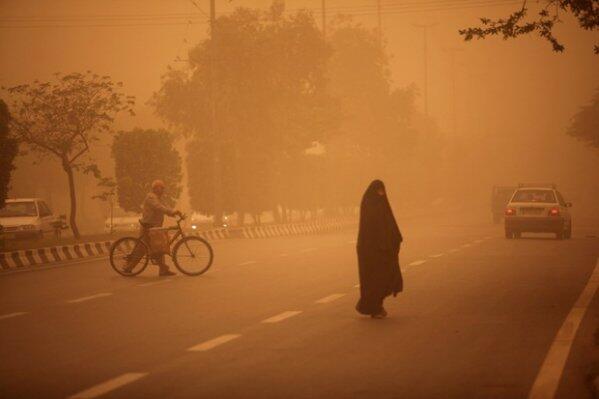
[355,180,403,318]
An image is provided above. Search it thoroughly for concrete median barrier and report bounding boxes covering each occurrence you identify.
[0,218,356,272]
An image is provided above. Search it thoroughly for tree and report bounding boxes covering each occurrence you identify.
[112,129,182,213]
[460,0,599,53]
[568,88,599,148]
[0,100,18,208]
[153,4,335,222]
[4,72,134,238]
[324,18,420,205]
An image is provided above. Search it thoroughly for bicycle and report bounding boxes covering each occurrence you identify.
[109,215,214,277]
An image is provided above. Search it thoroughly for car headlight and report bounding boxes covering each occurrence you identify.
[21,224,37,230]
[191,225,197,230]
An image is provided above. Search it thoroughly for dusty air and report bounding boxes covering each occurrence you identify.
[0,1,598,398]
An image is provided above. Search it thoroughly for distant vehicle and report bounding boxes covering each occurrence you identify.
[104,215,140,234]
[0,198,67,240]
[504,184,572,240]
[491,186,516,224]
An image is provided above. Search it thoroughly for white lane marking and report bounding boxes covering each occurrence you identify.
[408,260,427,266]
[300,248,317,253]
[188,334,241,352]
[67,292,113,304]
[528,257,599,399]
[474,239,484,243]
[461,243,471,248]
[262,310,303,323]
[0,312,28,321]
[354,284,360,288]
[449,248,460,253]
[237,261,257,266]
[68,372,148,399]
[315,293,346,304]
[137,279,172,287]
[429,253,444,258]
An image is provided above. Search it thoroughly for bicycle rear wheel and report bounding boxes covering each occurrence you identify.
[109,237,150,276]
[172,236,213,276]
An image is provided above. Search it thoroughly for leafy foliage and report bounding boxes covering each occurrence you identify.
[568,88,599,148]
[0,100,18,208]
[112,129,182,212]
[3,72,134,237]
[154,6,336,219]
[460,0,599,53]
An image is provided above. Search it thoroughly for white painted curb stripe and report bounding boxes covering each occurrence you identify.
[188,334,241,352]
[528,257,599,399]
[68,372,148,398]
[67,292,113,304]
[0,311,28,321]
[429,253,444,258]
[261,310,302,323]
[315,293,346,304]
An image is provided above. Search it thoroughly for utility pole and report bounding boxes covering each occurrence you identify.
[377,0,382,44]
[413,23,437,117]
[209,0,223,226]
[322,0,326,37]
[445,47,464,136]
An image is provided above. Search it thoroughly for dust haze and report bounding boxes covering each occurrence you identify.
[1,0,597,226]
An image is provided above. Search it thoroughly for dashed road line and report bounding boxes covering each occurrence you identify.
[262,310,303,323]
[188,334,242,352]
[354,284,360,288]
[449,248,460,253]
[0,312,28,321]
[429,253,444,258]
[528,257,599,399]
[67,292,113,304]
[315,293,346,304]
[461,243,471,248]
[137,279,172,287]
[474,239,484,243]
[300,248,317,253]
[238,261,257,266]
[408,260,427,266]
[68,372,148,399]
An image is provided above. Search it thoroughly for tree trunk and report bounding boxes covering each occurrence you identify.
[63,162,80,239]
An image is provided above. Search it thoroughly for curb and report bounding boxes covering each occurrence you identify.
[0,218,356,272]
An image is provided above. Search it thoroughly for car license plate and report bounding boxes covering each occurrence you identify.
[522,208,543,215]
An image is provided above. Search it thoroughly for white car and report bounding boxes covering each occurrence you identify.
[0,198,66,240]
[504,184,572,240]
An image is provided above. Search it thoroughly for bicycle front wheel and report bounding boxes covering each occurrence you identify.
[172,236,214,276]
[109,237,150,276]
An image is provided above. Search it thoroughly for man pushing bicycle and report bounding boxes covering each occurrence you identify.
[124,179,182,276]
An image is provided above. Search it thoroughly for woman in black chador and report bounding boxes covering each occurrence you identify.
[356,180,403,318]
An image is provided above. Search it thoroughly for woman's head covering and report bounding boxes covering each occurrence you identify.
[361,179,385,207]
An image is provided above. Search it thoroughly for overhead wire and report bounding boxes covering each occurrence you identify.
[0,0,523,28]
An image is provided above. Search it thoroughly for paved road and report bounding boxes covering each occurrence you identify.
[1,214,598,399]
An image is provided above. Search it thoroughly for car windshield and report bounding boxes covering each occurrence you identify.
[0,202,38,217]
[512,190,556,203]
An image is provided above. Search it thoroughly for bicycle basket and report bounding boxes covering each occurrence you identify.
[148,228,171,255]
